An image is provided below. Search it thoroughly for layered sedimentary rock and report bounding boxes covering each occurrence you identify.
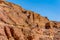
[0,0,60,40]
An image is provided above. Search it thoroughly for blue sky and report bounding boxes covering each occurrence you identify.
[7,0,60,21]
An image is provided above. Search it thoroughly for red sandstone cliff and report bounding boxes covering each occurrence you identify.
[0,0,60,40]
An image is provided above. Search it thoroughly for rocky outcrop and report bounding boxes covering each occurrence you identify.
[0,1,60,40]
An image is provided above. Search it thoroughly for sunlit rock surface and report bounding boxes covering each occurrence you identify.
[0,1,60,40]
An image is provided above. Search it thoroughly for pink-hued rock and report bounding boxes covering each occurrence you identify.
[0,1,60,40]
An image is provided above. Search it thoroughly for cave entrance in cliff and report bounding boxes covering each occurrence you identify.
[45,23,51,29]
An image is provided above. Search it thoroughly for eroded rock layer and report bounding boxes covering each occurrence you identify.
[0,1,60,40]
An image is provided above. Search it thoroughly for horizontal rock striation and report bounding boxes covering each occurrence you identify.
[0,1,60,40]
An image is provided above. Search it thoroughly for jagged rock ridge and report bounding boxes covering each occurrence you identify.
[0,1,60,40]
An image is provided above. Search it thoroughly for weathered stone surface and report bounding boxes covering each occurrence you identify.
[0,0,60,40]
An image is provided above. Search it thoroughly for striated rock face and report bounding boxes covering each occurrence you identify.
[0,1,60,40]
